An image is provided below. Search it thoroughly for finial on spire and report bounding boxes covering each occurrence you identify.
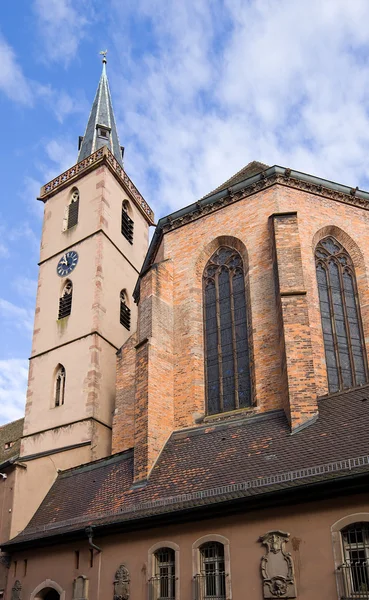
[99,50,108,64]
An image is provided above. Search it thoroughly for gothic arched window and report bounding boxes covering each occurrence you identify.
[203,246,251,414]
[54,365,66,407]
[58,280,73,319]
[120,290,131,330]
[67,188,79,229]
[121,200,134,244]
[315,236,367,393]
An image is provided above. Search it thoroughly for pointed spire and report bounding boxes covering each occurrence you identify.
[78,52,124,167]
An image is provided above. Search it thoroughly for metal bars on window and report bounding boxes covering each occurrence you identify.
[120,291,131,330]
[337,523,369,598]
[194,542,226,600]
[149,547,176,600]
[121,203,134,244]
[58,281,73,319]
[67,189,79,229]
[315,236,368,393]
[203,246,251,415]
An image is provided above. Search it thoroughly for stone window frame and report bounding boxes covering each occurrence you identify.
[30,579,65,600]
[148,541,180,600]
[120,289,131,331]
[121,199,134,244]
[311,226,369,396]
[331,513,369,599]
[53,364,66,408]
[63,187,80,232]
[192,534,232,600]
[58,279,73,320]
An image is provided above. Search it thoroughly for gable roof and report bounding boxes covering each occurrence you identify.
[5,385,369,549]
[201,160,269,199]
[0,418,24,467]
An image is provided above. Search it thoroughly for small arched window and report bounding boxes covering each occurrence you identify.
[120,290,131,330]
[54,365,66,407]
[150,547,176,600]
[315,236,368,393]
[203,246,251,414]
[121,200,134,244]
[337,522,369,597]
[67,188,79,230]
[58,280,73,319]
[196,542,226,600]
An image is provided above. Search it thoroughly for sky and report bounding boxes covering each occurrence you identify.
[2,0,369,424]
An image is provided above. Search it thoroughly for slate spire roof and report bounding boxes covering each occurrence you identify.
[77,55,123,167]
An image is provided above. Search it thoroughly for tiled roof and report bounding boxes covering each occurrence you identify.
[7,386,369,546]
[0,418,23,466]
[201,160,270,199]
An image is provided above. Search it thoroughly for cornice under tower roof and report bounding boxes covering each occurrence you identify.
[77,56,123,167]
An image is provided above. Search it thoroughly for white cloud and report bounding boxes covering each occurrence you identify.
[105,0,369,218]
[33,0,93,66]
[0,34,33,105]
[12,277,38,300]
[0,299,34,333]
[0,359,28,425]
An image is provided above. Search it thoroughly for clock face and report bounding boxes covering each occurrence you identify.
[56,250,79,277]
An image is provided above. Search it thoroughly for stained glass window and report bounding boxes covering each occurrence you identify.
[203,246,251,414]
[315,236,367,393]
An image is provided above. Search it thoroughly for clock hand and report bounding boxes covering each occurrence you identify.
[60,254,68,265]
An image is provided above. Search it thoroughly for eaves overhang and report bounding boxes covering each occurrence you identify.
[3,467,369,553]
[133,164,369,301]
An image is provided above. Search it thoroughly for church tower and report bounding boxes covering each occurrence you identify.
[11,57,154,536]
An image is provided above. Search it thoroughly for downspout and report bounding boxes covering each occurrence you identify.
[85,527,102,600]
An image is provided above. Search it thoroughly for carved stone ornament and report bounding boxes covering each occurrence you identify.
[113,564,130,600]
[73,575,89,600]
[11,580,22,600]
[259,531,297,598]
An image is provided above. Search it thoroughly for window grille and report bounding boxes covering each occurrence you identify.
[337,523,369,599]
[121,202,134,244]
[315,236,368,393]
[55,365,66,407]
[67,189,79,229]
[120,291,131,330]
[195,542,226,600]
[149,547,176,600]
[203,246,251,414]
[58,281,73,319]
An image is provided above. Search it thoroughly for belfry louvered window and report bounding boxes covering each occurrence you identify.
[67,189,79,229]
[315,236,368,393]
[58,280,73,319]
[121,201,134,244]
[120,290,131,330]
[150,548,176,600]
[55,365,66,407]
[203,246,251,415]
[337,523,369,598]
[195,542,226,600]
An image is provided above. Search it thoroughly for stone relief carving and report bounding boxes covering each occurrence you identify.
[11,580,22,600]
[73,575,88,600]
[113,564,130,600]
[259,530,297,598]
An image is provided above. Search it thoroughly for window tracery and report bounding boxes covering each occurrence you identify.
[203,246,251,414]
[54,365,66,407]
[315,236,367,393]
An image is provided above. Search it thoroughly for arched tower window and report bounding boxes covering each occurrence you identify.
[150,547,176,600]
[121,200,134,244]
[203,246,251,415]
[58,280,73,319]
[337,522,369,597]
[67,188,79,229]
[54,365,66,407]
[196,542,226,600]
[315,236,367,393]
[120,290,131,330]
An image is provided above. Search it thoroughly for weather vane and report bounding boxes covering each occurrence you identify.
[99,50,108,64]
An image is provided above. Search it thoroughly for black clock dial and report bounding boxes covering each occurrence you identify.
[56,250,79,277]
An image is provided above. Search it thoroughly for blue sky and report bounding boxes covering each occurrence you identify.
[2,0,369,424]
